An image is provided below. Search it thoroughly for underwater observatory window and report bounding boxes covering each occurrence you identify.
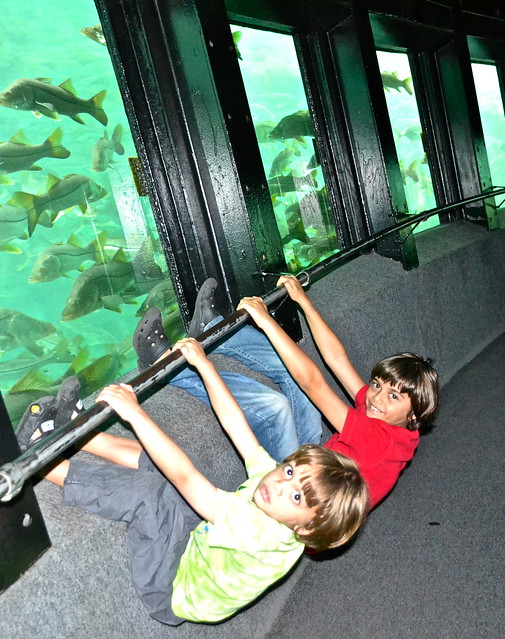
[470,62,505,201]
[230,24,339,273]
[376,50,439,233]
[0,0,185,430]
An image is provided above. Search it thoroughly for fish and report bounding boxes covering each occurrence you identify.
[396,124,422,142]
[0,127,70,175]
[12,173,108,235]
[267,169,318,197]
[400,158,422,183]
[0,307,56,356]
[269,110,314,141]
[61,248,163,321]
[75,340,132,397]
[92,124,125,172]
[0,200,32,253]
[81,24,106,46]
[0,77,108,125]
[29,231,108,282]
[5,339,130,426]
[232,31,243,60]
[0,337,86,387]
[253,120,277,144]
[381,71,413,95]
[269,146,295,177]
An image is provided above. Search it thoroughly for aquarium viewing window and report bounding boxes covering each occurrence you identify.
[231,25,339,272]
[0,0,184,429]
[376,50,439,232]
[471,62,505,200]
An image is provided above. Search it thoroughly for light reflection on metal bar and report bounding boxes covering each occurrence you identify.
[1,187,504,502]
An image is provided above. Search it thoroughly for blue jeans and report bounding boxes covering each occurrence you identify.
[168,318,322,462]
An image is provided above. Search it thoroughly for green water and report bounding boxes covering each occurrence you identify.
[233,26,339,272]
[0,0,183,427]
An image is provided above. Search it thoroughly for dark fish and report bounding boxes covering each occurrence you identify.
[400,158,422,183]
[136,280,176,317]
[381,71,413,95]
[81,25,106,46]
[29,231,108,282]
[269,110,314,140]
[61,248,163,321]
[0,127,70,175]
[268,170,318,197]
[269,146,294,177]
[0,77,108,125]
[0,308,56,355]
[92,124,125,172]
[13,173,108,235]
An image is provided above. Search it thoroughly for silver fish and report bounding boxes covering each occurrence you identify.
[13,173,108,235]
[0,77,108,125]
[92,124,125,172]
[29,231,108,282]
[0,127,70,175]
[61,248,162,321]
[0,338,85,386]
[0,308,56,355]
[0,200,31,253]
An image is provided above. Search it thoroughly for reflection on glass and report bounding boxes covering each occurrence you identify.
[0,0,184,428]
[231,26,338,272]
[376,51,439,231]
[471,62,505,198]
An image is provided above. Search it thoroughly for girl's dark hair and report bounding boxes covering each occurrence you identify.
[283,444,369,552]
[371,352,440,430]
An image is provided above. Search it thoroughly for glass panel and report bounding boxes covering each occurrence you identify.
[471,62,505,199]
[0,0,184,429]
[231,25,339,272]
[376,51,439,232]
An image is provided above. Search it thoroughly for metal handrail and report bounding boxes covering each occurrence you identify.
[1,186,504,502]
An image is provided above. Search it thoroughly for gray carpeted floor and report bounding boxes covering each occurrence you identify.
[265,332,505,639]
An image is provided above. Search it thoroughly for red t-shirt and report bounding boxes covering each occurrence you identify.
[324,386,419,508]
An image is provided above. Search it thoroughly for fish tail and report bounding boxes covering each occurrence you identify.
[112,124,125,155]
[47,127,71,159]
[91,89,108,125]
[404,77,413,95]
[12,191,40,236]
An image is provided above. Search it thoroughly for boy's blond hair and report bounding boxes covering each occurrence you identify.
[284,444,369,552]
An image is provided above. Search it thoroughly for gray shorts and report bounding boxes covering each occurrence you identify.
[63,451,201,625]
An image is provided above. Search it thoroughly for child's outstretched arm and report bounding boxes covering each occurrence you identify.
[174,338,260,462]
[277,275,365,399]
[97,383,218,523]
[237,295,350,432]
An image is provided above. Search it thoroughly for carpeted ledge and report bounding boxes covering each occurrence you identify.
[1,222,504,639]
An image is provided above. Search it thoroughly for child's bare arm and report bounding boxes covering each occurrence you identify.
[237,296,350,432]
[97,383,218,523]
[174,338,260,461]
[278,275,365,400]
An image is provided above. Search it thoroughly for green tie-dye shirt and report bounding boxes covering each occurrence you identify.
[171,446,304,623]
